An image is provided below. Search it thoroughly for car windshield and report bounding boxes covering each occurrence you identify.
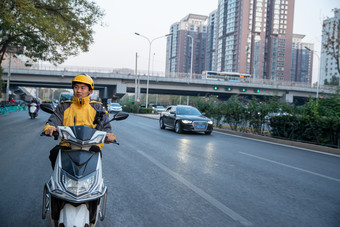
[176,107,201,116]
[59,93,72,102]
[111,103,121,107]
[156,106,164,109]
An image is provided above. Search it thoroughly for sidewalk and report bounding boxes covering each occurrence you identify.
[134,113,340,156]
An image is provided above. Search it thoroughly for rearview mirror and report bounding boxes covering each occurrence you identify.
[113,112,129,121]
[40,102,64,123]
[40,103,55,114]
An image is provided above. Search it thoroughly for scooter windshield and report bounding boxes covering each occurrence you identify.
[69,125,96,141]
[61,150,99,178]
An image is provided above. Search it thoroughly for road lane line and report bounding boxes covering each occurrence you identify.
[239,152,340,183]
[136,149,252,226]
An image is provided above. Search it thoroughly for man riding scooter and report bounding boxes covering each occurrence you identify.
[28,98,39,119]
[43,74,116,169]
[41,74,124,226]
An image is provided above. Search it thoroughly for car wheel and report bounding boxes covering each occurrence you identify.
[205,131,212,135]
[159,118,165,129]
[175,121,182,134]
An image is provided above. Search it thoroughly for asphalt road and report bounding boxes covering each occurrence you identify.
[0,110,340,227]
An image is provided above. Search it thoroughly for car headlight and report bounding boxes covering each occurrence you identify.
[62,173,96,196]
[182,120,193,124]
[208,120,213,125]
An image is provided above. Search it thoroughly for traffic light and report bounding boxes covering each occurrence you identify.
[213,86,219,90]
[240,88,247,92]
[226,87,232,91]
[254,89,260,93]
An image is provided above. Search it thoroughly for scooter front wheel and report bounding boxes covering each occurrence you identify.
[42,185,49,219]
[99,189,108,221]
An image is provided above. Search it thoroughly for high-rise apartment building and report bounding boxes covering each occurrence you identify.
[320,8,340,85]
[210,0,295,80]
[264,0,295,81]
[166,0,296,82]
[165,14,208,75]
[291,34,313,84]
[205,10,218,71]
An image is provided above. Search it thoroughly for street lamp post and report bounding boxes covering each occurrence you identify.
[187,35,194,80]
[134,32,172,108]
[5,47,24,101]
[253,55,258,83]
[187,35,194,105]
[5,53,12,101]
[305,47,320,98]
[134,52,139,102]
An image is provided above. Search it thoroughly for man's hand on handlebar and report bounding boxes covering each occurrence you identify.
[45,128,57,137]
[106,133,116,142]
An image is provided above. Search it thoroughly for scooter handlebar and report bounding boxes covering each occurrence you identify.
[104,137,119,145]
[40,131,59,140]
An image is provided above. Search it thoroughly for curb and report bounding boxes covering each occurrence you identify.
[134,114,340,156]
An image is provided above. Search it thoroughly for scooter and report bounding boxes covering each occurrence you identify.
[29,103,38,119]
[40,103,128,227]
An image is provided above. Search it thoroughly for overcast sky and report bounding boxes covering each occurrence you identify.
[61,0,339,81]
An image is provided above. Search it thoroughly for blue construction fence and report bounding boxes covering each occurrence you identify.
[0,105,28,115]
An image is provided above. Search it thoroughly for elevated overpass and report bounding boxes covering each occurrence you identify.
[2,65,336,103]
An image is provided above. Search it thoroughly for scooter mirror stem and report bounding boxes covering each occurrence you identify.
[40,103,63,123]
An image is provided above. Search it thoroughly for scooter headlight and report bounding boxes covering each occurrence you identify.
[62,173,96,196]
[60,129,77,142]
[89,135,105,144]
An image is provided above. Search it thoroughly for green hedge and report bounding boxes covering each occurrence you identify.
[270,114,340,148]
[122,102,152,114]
[138,108,152,114]
[193,94,340,148]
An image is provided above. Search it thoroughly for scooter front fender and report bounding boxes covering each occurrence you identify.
[58,203,89,227]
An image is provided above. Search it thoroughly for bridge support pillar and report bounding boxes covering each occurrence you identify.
[98,83,127,104]
[282,93,293,103]
[100,87,108,108]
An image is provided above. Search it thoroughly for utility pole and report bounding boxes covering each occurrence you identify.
[135,52,139,102]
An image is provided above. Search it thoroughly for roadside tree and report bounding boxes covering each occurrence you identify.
[0,0,104,66]
[322,9,340,77]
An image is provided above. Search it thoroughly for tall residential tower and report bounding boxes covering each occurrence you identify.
[165,14,208,75]
[211,0,295,80]
[320,8,340,85]
[291,34,313,84]
[166,0,296,82]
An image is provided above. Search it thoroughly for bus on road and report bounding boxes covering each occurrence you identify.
[202,71,251,82]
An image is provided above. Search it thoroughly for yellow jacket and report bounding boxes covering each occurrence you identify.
[43,95,114,148]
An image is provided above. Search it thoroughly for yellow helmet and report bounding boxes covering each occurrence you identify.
[72,74,94,90]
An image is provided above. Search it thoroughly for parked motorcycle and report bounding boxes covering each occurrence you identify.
[29,103,38,119]
[40,103,128,227]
